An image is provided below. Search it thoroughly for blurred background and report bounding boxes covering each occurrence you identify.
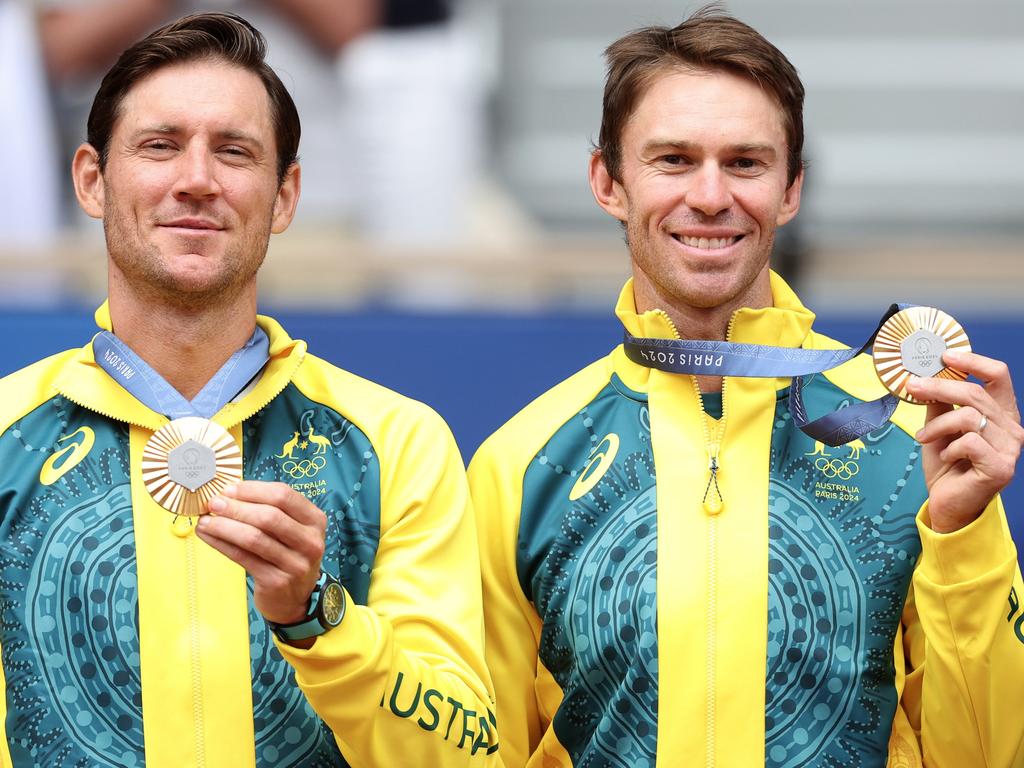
[1,0,1021,543]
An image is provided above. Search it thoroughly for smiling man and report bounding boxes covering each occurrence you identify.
[0,12,497,768]
[468,9,1024,767]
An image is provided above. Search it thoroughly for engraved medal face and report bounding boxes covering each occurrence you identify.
[167,440,217,491]
[872,307,971,403]
[142,417,242,516]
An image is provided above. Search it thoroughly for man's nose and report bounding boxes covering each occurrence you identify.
[173,144,220,199]
[684,162,733,216]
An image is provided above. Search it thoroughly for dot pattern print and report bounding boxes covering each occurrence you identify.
[244,392,383,767]
[519,385,658,767]
[0,390,384,768]
[764,392,926,768]
[0,402,139,767]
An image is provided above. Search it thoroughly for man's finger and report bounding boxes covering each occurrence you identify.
[198,514,314,576]
[207,494,323,560]
[943,350,1021,419]
[907,376,1001,420]
[938,433,1017,487]
[916,405,1012,450]
[195,524,280,580]
[222,480,328,529]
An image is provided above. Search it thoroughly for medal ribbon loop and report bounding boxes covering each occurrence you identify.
[92,327,270,419]
[623,304,908,446]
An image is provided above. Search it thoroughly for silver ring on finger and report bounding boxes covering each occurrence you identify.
[978,413,989,433]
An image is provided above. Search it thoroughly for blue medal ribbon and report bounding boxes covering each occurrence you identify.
[623,304,908,446]
[92,327,270,419]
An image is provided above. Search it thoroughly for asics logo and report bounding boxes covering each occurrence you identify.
[569,433,619,501]
[40,427,95,486]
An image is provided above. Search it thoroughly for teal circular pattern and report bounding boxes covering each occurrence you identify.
[563,485,658,766]
[248,589,342,766]
[25,484,144,766]
[765,480,865,767]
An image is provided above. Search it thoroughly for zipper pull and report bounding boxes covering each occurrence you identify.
[703,444,724,515]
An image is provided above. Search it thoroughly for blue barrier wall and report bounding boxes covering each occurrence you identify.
[1,308,1021,567]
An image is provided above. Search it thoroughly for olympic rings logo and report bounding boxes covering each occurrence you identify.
[282,456,326,479]
[815,457,860,480]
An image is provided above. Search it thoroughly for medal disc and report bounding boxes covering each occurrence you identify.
[142,417,242,516]
[872,306,970,403]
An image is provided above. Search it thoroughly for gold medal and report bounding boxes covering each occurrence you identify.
[872,306,970,403]
[142,417,242,517]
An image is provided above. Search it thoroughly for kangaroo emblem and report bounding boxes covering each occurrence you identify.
[846,439,865,460]
[804,441,830,457]
[307,427,332,455]
[276,431,300,459]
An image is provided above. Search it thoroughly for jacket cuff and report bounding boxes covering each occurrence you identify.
[916,497,1010,586]
[273,587,373,667]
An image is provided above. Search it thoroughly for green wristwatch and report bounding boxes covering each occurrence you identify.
[269,570,346,642]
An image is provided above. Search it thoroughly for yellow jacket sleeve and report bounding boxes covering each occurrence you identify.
[899,497,1024,767]
[277,404,501,767]
[470,436,571,768]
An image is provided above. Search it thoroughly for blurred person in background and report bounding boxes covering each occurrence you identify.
[469,8,1024,767]
[0,0,61,248]
[0,12,498,766]
[329,0,485,249]
[35,0,484,249]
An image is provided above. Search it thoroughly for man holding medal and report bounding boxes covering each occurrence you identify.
[469,8,1024,767]
[0,12,498,767]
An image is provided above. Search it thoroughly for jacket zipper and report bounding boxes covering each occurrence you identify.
[186,535,207,767]
[58,339,305,768]
[695,311,736,768]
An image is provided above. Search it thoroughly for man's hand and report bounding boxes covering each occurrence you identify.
[196,481,327,625]
[908,350,1024,533]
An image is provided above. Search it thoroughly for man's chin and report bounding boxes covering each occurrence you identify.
[668,272,760,310]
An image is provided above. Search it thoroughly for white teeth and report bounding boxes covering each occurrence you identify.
[680,235,736,249]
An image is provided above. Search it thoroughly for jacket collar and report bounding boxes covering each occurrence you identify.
[54,300,306,431]
[613,271,817,391]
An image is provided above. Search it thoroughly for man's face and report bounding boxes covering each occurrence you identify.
[74,59,299,306]
[591,67,802,313]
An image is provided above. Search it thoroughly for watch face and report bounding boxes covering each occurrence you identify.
[321,582,345,627]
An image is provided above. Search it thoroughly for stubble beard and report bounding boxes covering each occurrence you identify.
[103,197,270,313]
[625,211,775,313]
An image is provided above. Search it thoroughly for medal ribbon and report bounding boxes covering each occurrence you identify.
[623,304,909,446]
[93,327,270,419]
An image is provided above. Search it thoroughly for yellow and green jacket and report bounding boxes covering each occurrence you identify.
[0,305,498,768]
[469,274,1024,768]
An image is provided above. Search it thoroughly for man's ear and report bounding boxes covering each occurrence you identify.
[72,143,105,220]
[776,169,803,227]
[271,162,301,234]
[589,150,628,222]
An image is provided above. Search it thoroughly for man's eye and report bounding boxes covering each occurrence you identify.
[144,141,174,151]
[733,157,759,170]
[661,155,686,166]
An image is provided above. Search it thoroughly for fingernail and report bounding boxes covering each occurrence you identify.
[208,497,226,513]
[222,485,238,497]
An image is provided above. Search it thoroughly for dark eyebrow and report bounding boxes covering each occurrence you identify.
[642,139,778,159]
[731,143,777,158]
[218,129,265,151]
[642,140,699,156]
[129,125,265,152]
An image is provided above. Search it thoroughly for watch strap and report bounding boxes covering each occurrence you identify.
[272,614,329,641]
[269,570,342,641]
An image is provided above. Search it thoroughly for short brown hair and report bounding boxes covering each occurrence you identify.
[597,6,804,186]
[86,12,300,183]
